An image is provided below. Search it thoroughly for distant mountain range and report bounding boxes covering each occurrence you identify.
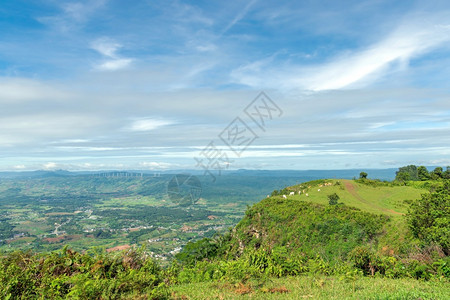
[0,168,400,181]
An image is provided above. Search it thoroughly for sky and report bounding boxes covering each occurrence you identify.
[1,0,450,172]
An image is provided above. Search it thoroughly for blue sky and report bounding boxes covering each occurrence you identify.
[1,0,450,171]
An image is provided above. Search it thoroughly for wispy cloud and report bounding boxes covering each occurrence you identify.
[91,38,122,57]
[304,14,450,91]
[37,0,107,32]
[231,11,450,91]
[222,0,258,34]
[90,37,133,71]
[0,78,67,102]
[126,118,174,132]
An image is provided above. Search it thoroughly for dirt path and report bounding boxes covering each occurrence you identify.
[344,181,403,216]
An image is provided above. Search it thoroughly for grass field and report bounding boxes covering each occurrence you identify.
[171,275,450,299]
[285,179,426,217]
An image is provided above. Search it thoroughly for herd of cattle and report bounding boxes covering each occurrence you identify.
[273,181,334,199]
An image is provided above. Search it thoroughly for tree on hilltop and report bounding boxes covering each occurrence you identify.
[395,165,418,181]
[417,166,430,181]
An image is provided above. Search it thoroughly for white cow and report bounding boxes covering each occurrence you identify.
[318,189,321,192]
[305,193,309,197]
[289,192,295,196]
[283,195,287,199]
[298,191,301,195]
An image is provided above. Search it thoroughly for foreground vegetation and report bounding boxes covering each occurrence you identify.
[0,166,449,298]
[0,247,169,299]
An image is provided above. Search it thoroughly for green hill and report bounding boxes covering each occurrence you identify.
[172,178,449,299]
[283,179,425,216]
[221,178,428,259]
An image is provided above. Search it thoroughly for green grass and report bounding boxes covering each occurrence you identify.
[286,179,425,217]
[171,275,450,299]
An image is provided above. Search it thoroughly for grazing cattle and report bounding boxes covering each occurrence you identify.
[289,192,295,196]
[283,195,287,199]
[319,184,323,187]
[305,193,309,197]
[318,189,321,192]
[267,195,269,198]
[298,191,301,195]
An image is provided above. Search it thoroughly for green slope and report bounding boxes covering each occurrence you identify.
[171,179,449,299]
[281,179,426,217]
[266,179,428,255]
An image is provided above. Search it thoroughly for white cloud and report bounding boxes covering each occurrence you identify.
[195,44,217,52]
[0,113,103,146]
[304,17,450,91]
[91,38,121,58]
[53,139,90,144]
[231,11,450,91]
[42,162,58,170]
[222,0,258,34]
[0,78,67,102]
[96,58,133,71]
[139,161,173,169]
[91,37,133,71]
[37,0,107,32]
[127,118,174,132]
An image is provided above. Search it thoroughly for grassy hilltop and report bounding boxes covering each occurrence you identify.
[172,178,449,299]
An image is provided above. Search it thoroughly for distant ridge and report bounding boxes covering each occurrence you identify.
[0,168,398,180]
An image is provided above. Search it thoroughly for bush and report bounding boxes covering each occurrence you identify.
[0,247,169,299]
[328,193,340,205]
[348,246,383,276]
[406,180,450,255]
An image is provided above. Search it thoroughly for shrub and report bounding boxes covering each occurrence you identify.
[406,180,450,255]
[0,247,169,299]
[328,193,340,205]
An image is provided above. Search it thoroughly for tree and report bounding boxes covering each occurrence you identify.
[328,193,340,205]
[431,167,444,180]
[395,165,418,181]
[406,180,450,255]
[445,166,450,179]
[417,166,430,181]
[396,171,410,184]
[359,172,368,179]
[175,238,218,266]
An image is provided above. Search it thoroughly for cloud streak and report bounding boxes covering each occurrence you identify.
[222,0,258,34]
[231,10,450,91]
[91,37,133,71]
[304,14,450,91]
[126,118,174,132]
[37,0,107,32]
